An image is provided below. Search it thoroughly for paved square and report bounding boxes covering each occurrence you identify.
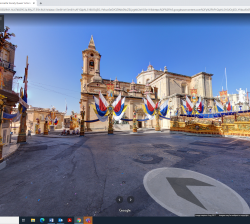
[0,132,250,216]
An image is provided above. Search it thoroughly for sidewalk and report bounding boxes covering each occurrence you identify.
[2,138,20,160]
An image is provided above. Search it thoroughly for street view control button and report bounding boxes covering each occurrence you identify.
[116,196,123,203]
[127,196,134,203]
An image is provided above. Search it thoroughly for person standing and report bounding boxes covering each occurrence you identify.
[27,129,32,137]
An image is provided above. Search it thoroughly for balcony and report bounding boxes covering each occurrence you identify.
[0,59,15,72]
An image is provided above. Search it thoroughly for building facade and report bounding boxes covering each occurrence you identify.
[12,106,65,134]
[0,41,19,144]
[80,36,215,131]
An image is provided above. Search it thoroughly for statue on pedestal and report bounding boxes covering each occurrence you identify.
[236,88,246,103]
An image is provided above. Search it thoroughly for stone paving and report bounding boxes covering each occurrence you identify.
[0,132,250,217]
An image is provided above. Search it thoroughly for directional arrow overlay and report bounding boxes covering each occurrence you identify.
[143,168,250,216]
[166,178,214,210]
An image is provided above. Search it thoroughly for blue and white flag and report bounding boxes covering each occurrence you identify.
[215,100,224,112]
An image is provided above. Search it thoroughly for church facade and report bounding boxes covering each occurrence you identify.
[80,36,215,131]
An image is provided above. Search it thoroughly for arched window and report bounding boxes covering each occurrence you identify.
[89,60,94,68]
[146,79,150,84]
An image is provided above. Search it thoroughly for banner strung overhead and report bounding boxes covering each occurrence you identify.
[220,90,228,105]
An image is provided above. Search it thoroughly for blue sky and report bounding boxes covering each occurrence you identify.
[5,14,250,114]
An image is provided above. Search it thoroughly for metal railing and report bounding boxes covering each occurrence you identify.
[0,60,15,71]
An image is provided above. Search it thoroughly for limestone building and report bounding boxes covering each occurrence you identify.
[11,106,65,134]
[0,41,19,144]
[80,36,215,131]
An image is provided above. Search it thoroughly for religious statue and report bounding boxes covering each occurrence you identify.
[236,88,246,103]
[70,110,79,129]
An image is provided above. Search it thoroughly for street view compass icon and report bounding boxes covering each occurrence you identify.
[143,168,250,216]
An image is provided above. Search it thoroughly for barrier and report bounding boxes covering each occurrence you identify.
[170,112,250,137]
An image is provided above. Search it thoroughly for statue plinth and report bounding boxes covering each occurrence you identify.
[17,111,27,143]
[80,120,85,136]
[44,122,48,135]
[50,125,55,131]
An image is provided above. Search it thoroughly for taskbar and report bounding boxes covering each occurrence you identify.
[18,216,250,224]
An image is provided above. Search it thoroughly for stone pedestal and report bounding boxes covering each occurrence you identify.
[80,120,85,136]
[50,125,55,131]
[17,111,27,143]
[44,122,48,135]
[133,118,137,133]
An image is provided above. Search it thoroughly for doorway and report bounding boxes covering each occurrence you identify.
[138,121,142,128]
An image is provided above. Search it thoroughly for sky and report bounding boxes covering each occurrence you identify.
[5,14,250,115]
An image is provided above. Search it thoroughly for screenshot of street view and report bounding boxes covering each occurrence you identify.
[1,1,250,224]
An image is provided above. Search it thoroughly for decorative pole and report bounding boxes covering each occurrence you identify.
[0,95,6,163]
[108,102,113,134]
[155,106,160,131]
[80,106,85,136]
[35,118,39,134]
[133,110,137,133]
[44,116,48,135]
[17,87,27,143]
[107,81,114,135]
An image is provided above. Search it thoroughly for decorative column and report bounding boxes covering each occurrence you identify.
[0,96,6,163]
[133,111,137,133]
[17,110,27,143]
[44,116,48,135]
[35,124,39,134]
[80,108,85,137]
[107,103,113,134]
[155,108,160,131]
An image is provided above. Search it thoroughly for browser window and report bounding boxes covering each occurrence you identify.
[0,1,250,224]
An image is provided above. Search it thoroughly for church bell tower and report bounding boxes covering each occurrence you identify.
[81,36,102,91]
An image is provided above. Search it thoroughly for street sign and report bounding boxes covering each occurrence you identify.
[143,168,250,216]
